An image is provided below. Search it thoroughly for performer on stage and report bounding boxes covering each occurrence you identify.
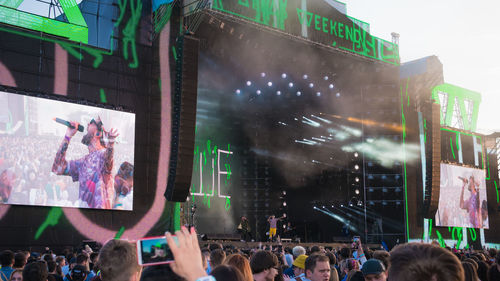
[52,117,118,209]
[267,214,284,241]
[459,175,482,228]
[237,216,251,242]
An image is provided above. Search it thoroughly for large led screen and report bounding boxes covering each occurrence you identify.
[0,91,135,210]
[436,163,489,229]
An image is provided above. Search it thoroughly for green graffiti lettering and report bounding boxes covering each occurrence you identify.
[314,14,321,31]
[338,22,344,38]
[321,15,328,33]
[330,19,337,36]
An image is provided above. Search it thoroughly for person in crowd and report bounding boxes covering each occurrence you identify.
[62,257,75,277]
[283,248,294,268]
[95,239,142,281]
[13,253,27,271]
[340,259,359,281]
[209,249,226,269]
[305,255,331,281]
[361,259,387,281]
[225,254,253,281]
[47,261,63,281]
[284,246,307,277]
[74,254,94,281]
[139,264,183,281]
[55,257,65,277]
[23,261,48,281]
[8,269,22,281]
[237,216,251,242]
[345,271,364,281]
[325,252,339,281]
[66,265,87,281]
[476,260,489,281]
[250,251,279,281]
[286,254,307,279]
[371,251,389,271]
[388,243,464,281]
[1,250,15,281]
[487,252,500,281]
[462,262,479,281]
[210,265,245,281]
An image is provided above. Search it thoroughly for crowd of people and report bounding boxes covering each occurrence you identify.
[1,227,500,281]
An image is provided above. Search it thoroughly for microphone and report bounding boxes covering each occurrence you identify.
[53,118,84,132]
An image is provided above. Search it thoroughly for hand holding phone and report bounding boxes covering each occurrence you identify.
[137,236,176,266]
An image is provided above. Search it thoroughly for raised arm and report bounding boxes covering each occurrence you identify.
[52,122,79,175]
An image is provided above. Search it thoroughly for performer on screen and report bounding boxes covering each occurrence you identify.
[52,117,118,209]
[459,175,482,228]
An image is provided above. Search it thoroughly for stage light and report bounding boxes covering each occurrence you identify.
[324,76,329,80]
[313,206,317,209]
[289,82,294,88]
[322,205,325,208]
[355,177,360,182]
[336,92,340,97]
[296,91,302,96]
[354,152,359,157]
[354,164,359,170]
[235,89,241,94]
[355,189,360,194]
[340,204,344,207]
[282,73,287,78]
[283,202,287,206]
[246,81,252,86]
[283,213,287,217]
[268,82,273,87]
[382,201,387,206]
[316,92,321,97]
[261,72,266,77]
[276,91,281,96]
[283,224,286,229]
[303,74,308,79]
[256,90,261,95]
[331,204,334,207]
[282,191,287,195]
[357,201,363,206]
[329,84,334,89]
[349,203,353,207]
[309,83,314,88]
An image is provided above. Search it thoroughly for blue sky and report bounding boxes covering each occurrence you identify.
[343,0,500,133]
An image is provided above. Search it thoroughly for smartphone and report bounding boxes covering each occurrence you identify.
[136,236,177,266]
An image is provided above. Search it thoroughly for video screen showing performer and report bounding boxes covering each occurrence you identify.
[435,163,489,229]
[0,90,135,210]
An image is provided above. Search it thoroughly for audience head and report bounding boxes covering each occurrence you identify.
[250,250,278,281]
[361,259,387,281]
[1,250,15,267]
[9,269,23,281]
[339,247,351,260]
[372,250,390,270]
[461,262,477,281]
[47,260,57,274]
[71,265,88,281]
[292,254,308,276]
[211,264,246,281]
[225,254,253,281]
[389,243,464,281]
[305,255,330,281]
[97,239,141,281]
[210,249,226,268]
[292,246,306,258]
[325,252,336,267]
[14,252,27,269]
[23,261,48,281]
[476,261,488,281]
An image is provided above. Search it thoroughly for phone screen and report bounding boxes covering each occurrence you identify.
[137,236,176,266]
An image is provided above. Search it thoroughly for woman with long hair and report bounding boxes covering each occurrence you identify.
[225,254,253,281]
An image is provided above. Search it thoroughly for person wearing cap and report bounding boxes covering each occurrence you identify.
[289,254,308,280]
[52,116,119,209]
[361,259,387,281]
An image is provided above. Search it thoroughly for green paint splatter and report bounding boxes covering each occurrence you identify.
[436,230,445,247]
[114,226,125,239]
[469,228,477,241]
[100,88,107,103]
[172,46,178,61]
[450,137,456,159]
[225,197,231,210]
[35,208,63,240]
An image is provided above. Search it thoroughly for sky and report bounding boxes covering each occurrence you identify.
[342,0,500,134]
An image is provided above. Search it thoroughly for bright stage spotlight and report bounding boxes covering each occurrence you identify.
[296,91,301,96]
[316,92,321,97]
[235,89,241,94]
[288,82,294,88]
[354,152,359,157]
[336,92,340,97]
[309,83,314,88]
[281,73,287,78]
[283,202,287,206]
[260,72,266,77]
[354,164,359,170]
[324,76,329,80]
[355,177,360,182]
[268,82,273,87]
[329,84,334,89]
[303,74,308,79]
[256,90,261,95]
[246,81,252,86]
[355,189,360,194]
[276,91,281,96]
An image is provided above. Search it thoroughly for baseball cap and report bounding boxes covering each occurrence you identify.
[361,259,386,276]
[292,254,308,269]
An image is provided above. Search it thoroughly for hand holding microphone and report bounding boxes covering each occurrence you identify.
[53,118,84,138]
